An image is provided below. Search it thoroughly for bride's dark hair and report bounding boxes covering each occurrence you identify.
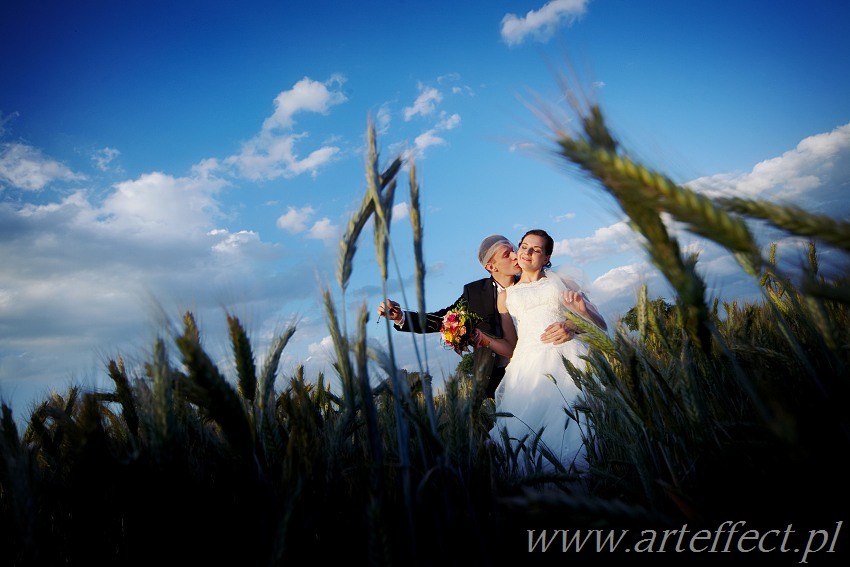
[519,229,554,270]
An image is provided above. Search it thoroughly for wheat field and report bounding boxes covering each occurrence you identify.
[2,98,848,566]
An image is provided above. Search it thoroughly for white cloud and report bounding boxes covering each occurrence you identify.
[225,131,341,181]
[276,205,316,233]
[305,334,338,374]
[288,146,340,178]
[375,103,392,135]
[92,147,120,172]
[0,166,299,421]
[437,113,461,130]
[501,0,589,47]
[225,76,347,181]
[689,121,850,216]
[307,217,339,240]
[391,201,410,223]
[262,75,348,131]
[412,130,445,156]
[192,157,220,179]
[101,172,227,237]
[211,230,260,254]
[552,221,636,264]
[0,143,86,191]
[590,262,670,319]
[408,111,461,160]
[403,85,443,121]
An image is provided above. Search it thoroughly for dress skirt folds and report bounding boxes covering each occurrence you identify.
[489,275,590,473]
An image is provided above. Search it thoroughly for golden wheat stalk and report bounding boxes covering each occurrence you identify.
[148,338,176,451]
[719,196,850,253]
[107,356,139,440]
[406,160,440,436]
[227,313,257,405]
[175,311,255,460]
[556,110,717,349]
[320,285,357,415]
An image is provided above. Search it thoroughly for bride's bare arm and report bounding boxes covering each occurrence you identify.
[563,290,608,331]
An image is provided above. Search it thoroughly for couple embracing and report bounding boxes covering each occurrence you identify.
[377,229,607,474]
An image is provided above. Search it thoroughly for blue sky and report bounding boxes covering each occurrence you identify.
[2,0,849,421]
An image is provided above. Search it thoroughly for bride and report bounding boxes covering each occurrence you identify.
[474,229,606,474]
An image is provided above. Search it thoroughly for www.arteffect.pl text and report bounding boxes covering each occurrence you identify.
[528,520,843,563]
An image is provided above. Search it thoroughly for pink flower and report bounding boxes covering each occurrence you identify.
[439,299,481,356]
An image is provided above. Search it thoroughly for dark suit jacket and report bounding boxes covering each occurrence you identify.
[396,276,518,398]
[397,277,505,338]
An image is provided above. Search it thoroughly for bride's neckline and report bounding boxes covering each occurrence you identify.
[517,273,547,285]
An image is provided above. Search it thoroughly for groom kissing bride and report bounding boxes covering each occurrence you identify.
[378,231,607,473]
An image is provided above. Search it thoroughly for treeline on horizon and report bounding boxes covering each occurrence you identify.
[1,92,848,566]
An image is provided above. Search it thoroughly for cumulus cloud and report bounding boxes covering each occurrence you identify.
[224,76,347,181]
[437,113,461,130]
[403,85,443,121]
[398,82,463,161]
[211,229,260,254]
[588,263,671,320]
[276,205,339,241]
[501,0,589,47]
[276,206,316,233]
[101,172,228,237]
[552,221,636,264]
[0,165,295,419]
[552,122,850,325]
[412,130,445,156]
[688,121,850,217]
[408,111,462,160]
[0,143,86,191]
[0,173,266,323]
[225,130,340,181]
[306,217,339,240]
[262,74,348,131]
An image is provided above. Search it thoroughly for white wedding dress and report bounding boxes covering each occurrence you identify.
[489,275,590,474]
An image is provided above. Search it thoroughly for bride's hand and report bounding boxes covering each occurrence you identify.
[562,290,587,314]
[561,290,608,332]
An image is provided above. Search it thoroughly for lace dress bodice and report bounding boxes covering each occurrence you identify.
[506,276,568,350]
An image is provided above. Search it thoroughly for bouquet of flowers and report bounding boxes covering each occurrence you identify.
[440,299,482,356]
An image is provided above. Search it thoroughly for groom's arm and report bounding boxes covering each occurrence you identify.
[398,300,458,334]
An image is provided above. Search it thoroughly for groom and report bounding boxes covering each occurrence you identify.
[377,234,580,398]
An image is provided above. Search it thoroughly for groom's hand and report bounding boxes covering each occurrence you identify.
[377,299,402,323]
[540,320,579,345]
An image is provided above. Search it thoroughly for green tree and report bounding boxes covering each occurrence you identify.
[621,297,674,331]
[455,352,475,376]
